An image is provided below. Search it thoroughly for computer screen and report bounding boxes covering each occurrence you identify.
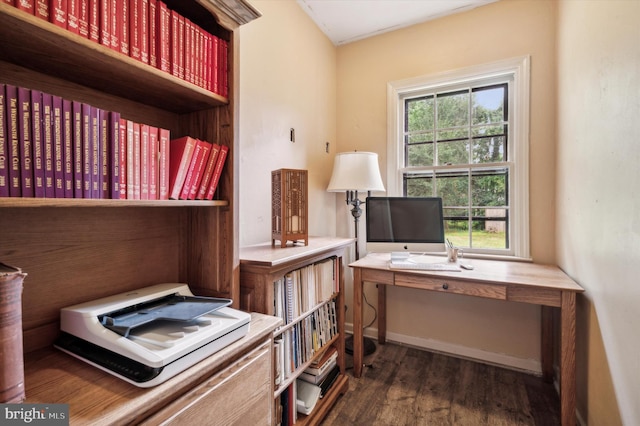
[365,197,446,253]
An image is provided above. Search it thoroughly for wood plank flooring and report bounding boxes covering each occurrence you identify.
[321,342,560,426]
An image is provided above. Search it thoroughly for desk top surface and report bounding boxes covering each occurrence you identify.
[351,253,584,293]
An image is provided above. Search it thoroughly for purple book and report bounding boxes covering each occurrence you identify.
[72,101,83,198]
[100,108,110,199]
[49,94,64,198]
[17,87,34,197]
[30,90,46,198]
[82,102,93,199]
[5,85,20,197]
[0,84,8,197]
[62,99,73,198]
[42,92,57,198]
[109,111,121,199]
[90,106,100,199]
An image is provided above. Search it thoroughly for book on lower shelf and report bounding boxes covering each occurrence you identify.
[295,379,321,416]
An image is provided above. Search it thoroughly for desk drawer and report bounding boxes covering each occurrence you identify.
[395,274,507,300]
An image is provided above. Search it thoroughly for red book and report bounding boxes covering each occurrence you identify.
[62,98,73,197]
[77,0,88,38]
[50,0,67,29]
[139,0,148,63]
[15,0,34,14]
[202,32,210,91]
[67,0,79,34]
[17,87,34,197]
[148,0,156,68]
[35,0,49,20]
[108,111,120,199]
[186,140,210,200]
[178,15,185,79]
[41,92,56,198]
[129,0,140,61]
[100,108,109,198]
[118,117,126,198]
[211,35,219,94]
[170,10,179,77]
[110,0,119,52]
[221,39,228,98]
[195,142,219,200]
[72,100,83,197]
[148,125,157,199]
[178,138,207,200]
[140,123,149,199]
[156,1,169,73]
[125,119,134,198]
[184,18,192,84]
[99,0,110,48]
[88,0,99,42]
[132,121,140,199]
[119,0,129,55]
[5,85,21,197]
[205,144,228,200]
[168,136,196,200]
[50,95,63,197]
[158,127,169,199]
[0,84,8,197]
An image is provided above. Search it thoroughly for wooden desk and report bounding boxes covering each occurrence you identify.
[350,253,584,426]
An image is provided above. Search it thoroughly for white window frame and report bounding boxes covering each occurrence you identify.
[386,56,530,259]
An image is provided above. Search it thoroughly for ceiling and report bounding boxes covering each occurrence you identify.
[296,0,499,46]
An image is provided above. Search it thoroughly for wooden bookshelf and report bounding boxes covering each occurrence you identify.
[240,237,354,425]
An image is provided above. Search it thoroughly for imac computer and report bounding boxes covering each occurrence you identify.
[365,197,446,254]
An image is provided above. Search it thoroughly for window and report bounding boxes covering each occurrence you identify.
[386,57,530,258]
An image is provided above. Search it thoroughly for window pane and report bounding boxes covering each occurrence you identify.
[407,132,434,144]
[472,208,508,249]
[437,139,469,165]
[436,172,468,206]
[472,136,505,163]
[472,86,505,125]
[471,169,507,206]
[471,124,505,137]
[444,218,469,248]
[406,97,434,132]
[405,174,434,196]
[437,91,469,128]
[407,143,434,167]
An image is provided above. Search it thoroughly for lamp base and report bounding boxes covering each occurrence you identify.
[345,334,376,356]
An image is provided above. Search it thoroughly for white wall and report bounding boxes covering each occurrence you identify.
[556,1,640,424]
[238,0,338,247]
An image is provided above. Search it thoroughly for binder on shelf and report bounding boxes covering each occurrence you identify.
[296,379,321,416]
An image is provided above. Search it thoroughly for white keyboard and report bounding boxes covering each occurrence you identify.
[389,261,461,271]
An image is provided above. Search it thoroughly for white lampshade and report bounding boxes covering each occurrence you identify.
[327,152,385,192]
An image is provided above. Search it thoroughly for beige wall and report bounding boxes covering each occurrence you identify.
[556,0,639,424]
[238,0,337,247]
[336,0,556,371]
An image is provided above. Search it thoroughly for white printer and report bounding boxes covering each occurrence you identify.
[55,283,251,387]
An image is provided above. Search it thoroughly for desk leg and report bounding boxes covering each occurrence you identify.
[353,268,364,378]
[560,291,577,426]
[378,284,386,345]
[541,306,554,383]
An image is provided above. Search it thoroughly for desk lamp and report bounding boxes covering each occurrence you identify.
[327,151,385,356]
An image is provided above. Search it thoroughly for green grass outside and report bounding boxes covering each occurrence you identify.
[445,229,507,249]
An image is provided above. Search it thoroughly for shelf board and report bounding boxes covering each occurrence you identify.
[0,4,227,113]
[0,198,228,208]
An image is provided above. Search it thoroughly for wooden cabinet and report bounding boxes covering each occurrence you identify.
[0,0,274,424]
[239,237,354,425]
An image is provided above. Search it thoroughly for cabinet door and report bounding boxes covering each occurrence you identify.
[142,340,273,426]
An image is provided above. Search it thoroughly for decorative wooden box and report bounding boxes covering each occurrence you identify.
[271,169,308,247]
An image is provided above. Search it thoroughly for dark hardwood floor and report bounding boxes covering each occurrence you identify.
[321,341,560,426]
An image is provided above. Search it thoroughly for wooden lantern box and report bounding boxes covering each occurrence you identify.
[271,169,308,247]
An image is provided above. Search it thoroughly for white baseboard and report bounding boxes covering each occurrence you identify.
[347,323,542,375]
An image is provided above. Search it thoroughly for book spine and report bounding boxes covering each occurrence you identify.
[148,125,157,199]
[129,0,140,61]
[139,0,148,63]
[42,93,56,198]
[195,142,218,199]
[157,1,169,73]
[177,15,184,79]
[158,127,169,199]
[132,121,140,199]
[72,100,82,197]
[15,0,34,14]
[118,117,126,198]
[67,0,79,34]
[6,85,20,197]
[148,0,156,68]
[170,10,179,77]
[99,0,110,48]
[51,96,64,198]
[119,0,129,55]
[81,103,91,198]
[30,90,45,197]
[88,0,99,42]
[77,0,88,38]
[211,35,219,95]
[91,106,100,198]
[125,119,134,199]
[184,18,192,85]
[17,87,33,197]
[100,108,109,198]
[221,39,228,98]
[178,138,203,200]
[109,111,120,199]
[139,123,149,199]
[168,136,195,200]
[50,0,67,29]
[205,144,228,200]
[203,32,210,92]
[35,0,48,20]
[62,99,73,197]
[109,0,119,52]
[0,84,8,197]
[187,140,210,200]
